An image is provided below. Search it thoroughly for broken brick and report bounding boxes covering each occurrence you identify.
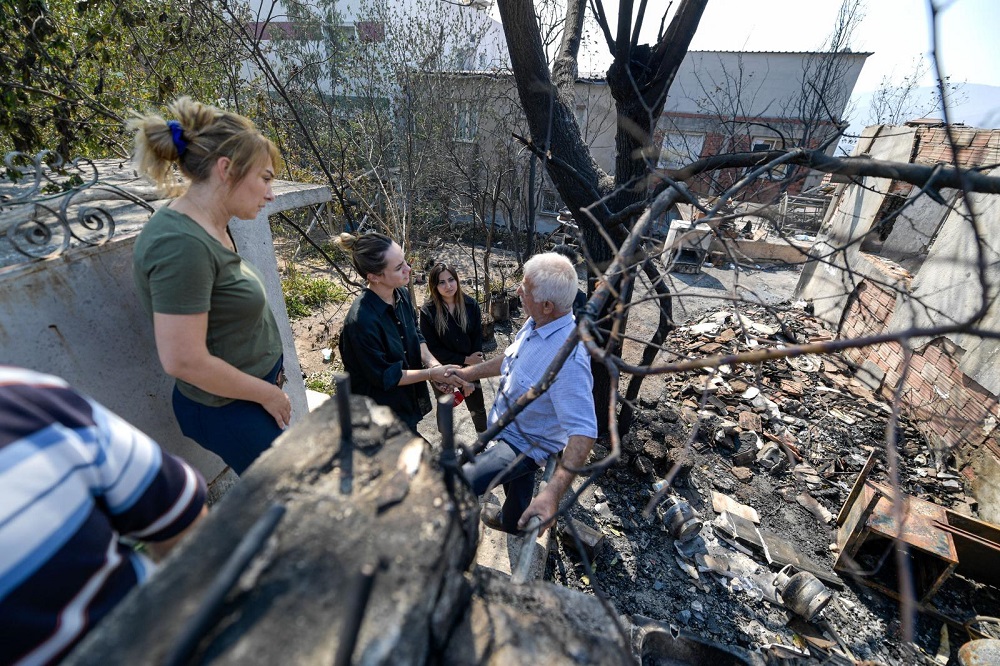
[731,466,753,482]
[738,411,762,432]
[780,380,804,396]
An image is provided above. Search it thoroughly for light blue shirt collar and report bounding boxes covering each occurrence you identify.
[526,312,574,339]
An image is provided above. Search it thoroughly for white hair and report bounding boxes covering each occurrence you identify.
[523,253,577,313]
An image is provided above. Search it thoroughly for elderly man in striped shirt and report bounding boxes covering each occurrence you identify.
[0,366,207,666]
[450,252,597,535]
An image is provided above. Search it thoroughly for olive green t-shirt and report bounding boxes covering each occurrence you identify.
[133,206,283,406]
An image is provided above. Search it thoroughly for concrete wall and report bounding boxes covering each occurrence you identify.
[873,186,956,272]
[794,124,919,324]
[795,124,1000,521]
[666,51,868,119]
[0,183,327,485]
[0,236,227,478]
[708,236,813,265]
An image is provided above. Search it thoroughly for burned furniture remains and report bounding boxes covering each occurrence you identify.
[836,454,1000,611]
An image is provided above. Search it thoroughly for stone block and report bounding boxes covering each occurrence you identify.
[558,518,606,561]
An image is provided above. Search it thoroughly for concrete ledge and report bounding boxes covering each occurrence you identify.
[474,492,553,582]
[710,237,813,265]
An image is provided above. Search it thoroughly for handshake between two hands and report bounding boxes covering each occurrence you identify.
[430,362,476,396]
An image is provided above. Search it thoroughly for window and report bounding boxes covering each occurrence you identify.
[355,21,384,43]
[452,46,476,70]
[748,137,787,179]
[333,24,356,44]
[657,132,705,170]
[540,189,563,215]
[453,101,478,142]
[751,137,779,152]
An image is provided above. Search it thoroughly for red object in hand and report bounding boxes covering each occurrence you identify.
[453,390,465,406]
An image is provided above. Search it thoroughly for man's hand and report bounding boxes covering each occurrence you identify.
[429,364,473,394]
[465,352,485,365]
[445,366,473,385]
[445,355,503,385]
[517,484,560,535]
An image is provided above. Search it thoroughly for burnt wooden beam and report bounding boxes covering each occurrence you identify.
[65,396,480,665]
[65,395,632,664]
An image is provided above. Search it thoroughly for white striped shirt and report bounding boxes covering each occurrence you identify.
[0,367,206,666]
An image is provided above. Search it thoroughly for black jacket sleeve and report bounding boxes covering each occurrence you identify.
[466,296,483,354]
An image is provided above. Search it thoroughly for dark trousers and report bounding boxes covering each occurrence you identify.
[172,357,284,475]
[433,380,487,433]
[462,440,540,533]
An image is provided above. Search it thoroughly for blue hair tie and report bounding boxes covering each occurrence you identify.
[167,119,188,158]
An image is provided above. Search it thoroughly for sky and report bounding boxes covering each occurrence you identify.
[682,0,1000,93]
[497,0,1000,125]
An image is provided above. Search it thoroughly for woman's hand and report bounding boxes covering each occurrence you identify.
[464,352,485,365]
[428,364,459,384]
[429,364,473,393]
[261,384,292,429]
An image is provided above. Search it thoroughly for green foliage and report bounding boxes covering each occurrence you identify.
[0,0,242,157]
[304,371,335,394]
[281,268,348,319]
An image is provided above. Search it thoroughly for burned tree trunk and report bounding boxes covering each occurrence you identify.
[65,397,480,664]
[497,0,707,436]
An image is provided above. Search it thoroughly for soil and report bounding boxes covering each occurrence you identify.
[279,235,1000,664]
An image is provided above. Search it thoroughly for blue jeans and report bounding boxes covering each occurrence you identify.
[172,357,284,475]
[462,440,540,533]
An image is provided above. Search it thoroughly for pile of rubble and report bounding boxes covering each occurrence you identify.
[550,303,1000,664]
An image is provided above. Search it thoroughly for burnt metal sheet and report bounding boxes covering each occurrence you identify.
[942,510,1000,587]
[836,450,876,527]
[715,511,764,551]
[866,482,957,562]
[761,532,842,588]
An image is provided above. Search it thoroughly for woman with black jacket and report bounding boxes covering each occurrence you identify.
[419,262,488,432]
[337,234,467,432]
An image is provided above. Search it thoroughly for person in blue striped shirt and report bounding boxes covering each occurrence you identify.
[451,253,597,535]
[0,366,207,666]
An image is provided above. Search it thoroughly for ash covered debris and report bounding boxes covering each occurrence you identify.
[549,303,1000,664]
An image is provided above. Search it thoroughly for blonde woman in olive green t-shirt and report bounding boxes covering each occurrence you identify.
[130,97,290,474]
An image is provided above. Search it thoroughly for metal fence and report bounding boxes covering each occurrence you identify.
[0,150,154,266]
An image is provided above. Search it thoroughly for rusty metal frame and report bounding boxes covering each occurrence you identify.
[836,479,958,604]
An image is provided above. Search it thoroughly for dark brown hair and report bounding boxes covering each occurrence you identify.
[335,232,394,280]
[426,262,468,336]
